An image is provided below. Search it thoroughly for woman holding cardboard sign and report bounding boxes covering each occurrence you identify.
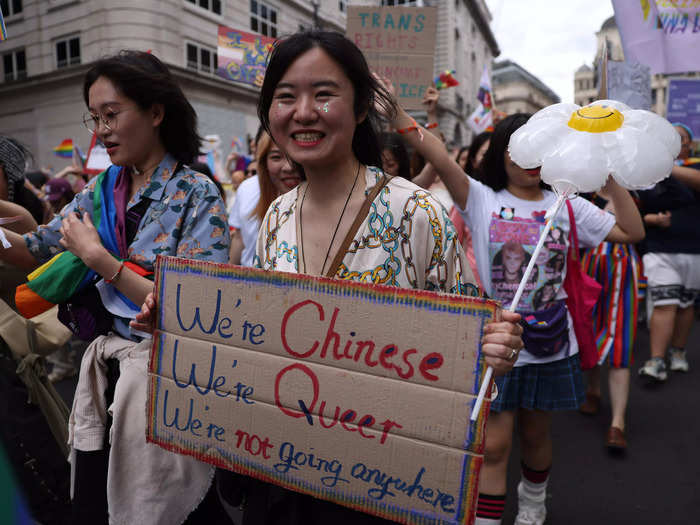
[136,30,523,524]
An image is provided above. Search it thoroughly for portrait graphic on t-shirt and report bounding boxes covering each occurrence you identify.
[489,212,567,311]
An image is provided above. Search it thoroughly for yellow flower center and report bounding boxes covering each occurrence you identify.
[567,105,624,133]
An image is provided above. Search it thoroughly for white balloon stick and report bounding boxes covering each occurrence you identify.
[470,192,568,422]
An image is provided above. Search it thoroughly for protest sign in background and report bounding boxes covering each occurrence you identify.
[612,0,700,75]
[667,78,700,139]
[147,257,499,525]
[346,6,437,110]
[606,60,652,111]
[216,25,276,87]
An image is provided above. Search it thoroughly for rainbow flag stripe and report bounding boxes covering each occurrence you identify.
[0,7,7,41]
[52,139,74,158]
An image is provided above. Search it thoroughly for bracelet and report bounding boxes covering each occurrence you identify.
[425,122,439,129]
[395,117,425,141]
[106,261,124,284]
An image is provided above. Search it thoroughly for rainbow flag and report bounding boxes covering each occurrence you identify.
[0,6,7,41]
[53,139,74,158]
[434,70,459,90]
[15,167,150,319]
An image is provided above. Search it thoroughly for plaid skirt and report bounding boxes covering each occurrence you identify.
[489,354,584,413]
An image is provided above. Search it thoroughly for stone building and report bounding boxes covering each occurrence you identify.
[573,15,700,115]
[492,59,560,115]
[0,0,498,168]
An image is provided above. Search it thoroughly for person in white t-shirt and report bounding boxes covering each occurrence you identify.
[394,111,644,525]
[228,132,302,266]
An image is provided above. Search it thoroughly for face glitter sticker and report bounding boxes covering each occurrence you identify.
[322,102,329,113]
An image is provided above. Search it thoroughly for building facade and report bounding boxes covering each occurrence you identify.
[492,59,560,115]
[573,15,700,115]
[0,0,498,169]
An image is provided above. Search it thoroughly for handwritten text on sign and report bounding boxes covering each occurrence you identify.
[147,257,498,525]
[346,6,437,110]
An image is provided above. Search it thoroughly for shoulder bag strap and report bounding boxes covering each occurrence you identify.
[325,174,392,278]
[565,198,580,261]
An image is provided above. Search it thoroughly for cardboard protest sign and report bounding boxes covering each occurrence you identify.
[147,256,499,524]
[216,25,276,88]
[667,78,700,139]
[346,6,437,110]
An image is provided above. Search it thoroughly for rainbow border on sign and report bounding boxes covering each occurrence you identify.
[148,255,497,525]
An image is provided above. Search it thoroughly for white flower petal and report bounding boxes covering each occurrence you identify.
[608,126,674,189]
[622,110,681,158]
[540,131,609,194]
[509,118,570,169]
[529,102,579,123]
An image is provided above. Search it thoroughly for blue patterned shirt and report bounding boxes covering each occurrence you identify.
[24,153,230,269]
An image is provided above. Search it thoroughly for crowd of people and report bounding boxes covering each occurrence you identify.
[0,29,698,525]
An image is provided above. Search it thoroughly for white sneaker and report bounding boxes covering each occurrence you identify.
[639,357,668,382]
[669,349,689,372]
[514,481,546,525]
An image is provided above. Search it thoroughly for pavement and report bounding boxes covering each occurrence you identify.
[502,323,699,524]
[54,322,699,524]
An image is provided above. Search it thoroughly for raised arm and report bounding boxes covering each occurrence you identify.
[669,164,700,192]
[603,178,645,244]
[377,76,471,209]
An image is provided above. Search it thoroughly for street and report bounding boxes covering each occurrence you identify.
[503,322,699,524]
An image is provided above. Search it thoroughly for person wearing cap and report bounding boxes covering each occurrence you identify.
[44,177,75,214]
[638,123,700,382]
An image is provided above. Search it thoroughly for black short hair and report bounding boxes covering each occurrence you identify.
[83,50,201,164]
[480,113,531,191]
[465,131,492,177]
[380,132,411,180]
[257,31,396,172]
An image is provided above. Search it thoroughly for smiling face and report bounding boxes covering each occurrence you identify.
[266,145,302,194]
[568,104,624,133]
[88,76,164,168]
[505,151,540,190]
[675,125,692,160]
[268,47,361,170]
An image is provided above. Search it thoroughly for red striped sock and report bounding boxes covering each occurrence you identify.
[521,461,550,484]
[476,493,506,520]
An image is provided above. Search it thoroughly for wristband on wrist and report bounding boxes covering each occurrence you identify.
[425,122,439,129]
[396,117,425,141]
[106,261,125,284]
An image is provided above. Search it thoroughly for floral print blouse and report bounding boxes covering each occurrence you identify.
[255,166,482,297]
[24,153,230,269]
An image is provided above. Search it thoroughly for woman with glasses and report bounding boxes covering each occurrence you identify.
[228,132,302,266]
[0,50,230,524]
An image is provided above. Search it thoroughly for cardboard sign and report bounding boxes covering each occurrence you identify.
[216,25,276,88]
[346,6,437,110]
[667,78,700,139]
[147,257,498,525]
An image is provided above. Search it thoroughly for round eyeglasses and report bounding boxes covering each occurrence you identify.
[82,107,133,134]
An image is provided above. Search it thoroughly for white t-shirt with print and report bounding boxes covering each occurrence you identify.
[228,175,261,267]
[458,178,616,366]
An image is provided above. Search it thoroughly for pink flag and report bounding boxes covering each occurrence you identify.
[612,0,700,74]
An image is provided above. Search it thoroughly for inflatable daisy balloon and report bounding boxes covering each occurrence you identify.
[508,100,681,194]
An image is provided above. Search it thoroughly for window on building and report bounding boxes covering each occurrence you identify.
[381,0,422,6]
[456,93,464,114]
[339,0,346,12]
[2,49,26,82]
[55,36,80,68]
[186,42,218,75]
[250,0,278,38]
[0,0,23,17]
[185,0,222,15]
